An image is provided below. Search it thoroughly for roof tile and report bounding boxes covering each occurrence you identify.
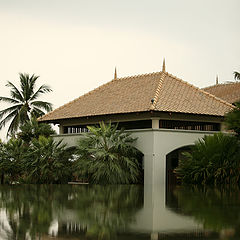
[39,71,233,122]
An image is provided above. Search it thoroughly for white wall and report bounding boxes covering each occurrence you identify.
[53,128,215,186]
[131,129,215,186]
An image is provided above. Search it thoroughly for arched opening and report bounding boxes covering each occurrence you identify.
[166,145,192,186]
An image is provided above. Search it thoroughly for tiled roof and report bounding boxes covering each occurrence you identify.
[203,82,240,104]
[38,71,233,122]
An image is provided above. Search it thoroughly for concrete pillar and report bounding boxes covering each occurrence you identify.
[59,125,64,134]
[151,232,158,240]
[220,122,227,132]
[152,118,160,129]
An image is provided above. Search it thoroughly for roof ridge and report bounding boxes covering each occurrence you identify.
[203,81,240,90]
[150,71,166,110]
[116,71,161,80]
[166,72,234,108]
[38,71,163,121]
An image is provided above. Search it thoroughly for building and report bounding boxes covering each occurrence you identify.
[38,62,233,186]
[203,80,240,105]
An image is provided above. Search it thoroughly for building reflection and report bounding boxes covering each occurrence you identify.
[0,184,240,239]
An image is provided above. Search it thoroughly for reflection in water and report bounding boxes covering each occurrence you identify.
[0,185,144,240]
[166,186,240,239]
[0,184,240,239]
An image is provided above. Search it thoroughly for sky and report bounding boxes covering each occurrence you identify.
[0,0,239,140]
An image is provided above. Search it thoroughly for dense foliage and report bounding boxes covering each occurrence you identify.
[24,136,75,183]
[75,122,143,184]
[175,133,240,185]
[0,120,143,184]
[225,102,240,138]
[17,117,56,143]
[0,120,74,184]
[0,73,52,136]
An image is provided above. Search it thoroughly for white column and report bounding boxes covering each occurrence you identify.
[59,125,64,134]
[152,118,160,129]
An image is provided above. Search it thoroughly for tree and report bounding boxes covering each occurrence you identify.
[17,117,56,143]
[234,71,240,80]
[175,133,240,185]
[25,136,75,183]
[225,102,240,138]
[75,122,143,184]
[0,73,52,136]
[0,138,27,184]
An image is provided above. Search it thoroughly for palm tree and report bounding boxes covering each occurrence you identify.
[234,71,240,80]
[175,133,240,185]
[0,73,52,136]
[25,136,75,183]
[17,117,56,143]
[75,122,143,184]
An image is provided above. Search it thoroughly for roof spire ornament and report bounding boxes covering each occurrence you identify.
[216,75,219,85]
[162,58,166,72]
[114,67,117,80]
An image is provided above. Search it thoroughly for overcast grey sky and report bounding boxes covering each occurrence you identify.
[0,0,239,139]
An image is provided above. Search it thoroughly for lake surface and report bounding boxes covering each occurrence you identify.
[0,184,240,240]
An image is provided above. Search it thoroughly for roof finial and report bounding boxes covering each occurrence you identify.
[162,58,166,72]
[114,67,117,80]
[216,75,219,85]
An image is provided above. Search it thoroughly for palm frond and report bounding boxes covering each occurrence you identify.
[0,96,20,104]
[30,107,47,118]
[30,84,52,101]
[234,71,240,81]
[0,104,23,119]
[0,109,18,131]
[19,73,39,101]
[31,101,53,112]
[29,74,39,94]
[7,112,21,136]
[6,81,24,102]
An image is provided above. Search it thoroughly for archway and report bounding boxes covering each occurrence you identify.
[166,145,192,186]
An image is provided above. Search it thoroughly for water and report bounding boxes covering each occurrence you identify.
[0,184,240,240]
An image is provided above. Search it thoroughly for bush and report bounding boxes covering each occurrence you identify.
[24,136,75,183]
[75,122,143,184]
[175,133,240,185]
[225,102,240,138]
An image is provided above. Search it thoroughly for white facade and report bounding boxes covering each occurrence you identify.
[53,127,216,186]
[130,128,215,186]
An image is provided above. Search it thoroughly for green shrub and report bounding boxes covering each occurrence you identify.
[175,133,240,185]
[75,122,143,184]
[24,136,75,183]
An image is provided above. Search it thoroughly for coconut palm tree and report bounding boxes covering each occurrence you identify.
[0,73,52,136]
[234,71,240,80]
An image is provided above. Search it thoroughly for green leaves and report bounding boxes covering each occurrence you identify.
[234,71,240,81]
[17,117,55,143]
[225,102,240,137]
[24,136,75,184]
[0,73,53,136]
[0,135,74,184]
[175,133,240,185]
[75,122,143,184]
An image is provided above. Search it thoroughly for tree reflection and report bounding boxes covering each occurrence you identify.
[0,185,143,240]
[167,186,240,238]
